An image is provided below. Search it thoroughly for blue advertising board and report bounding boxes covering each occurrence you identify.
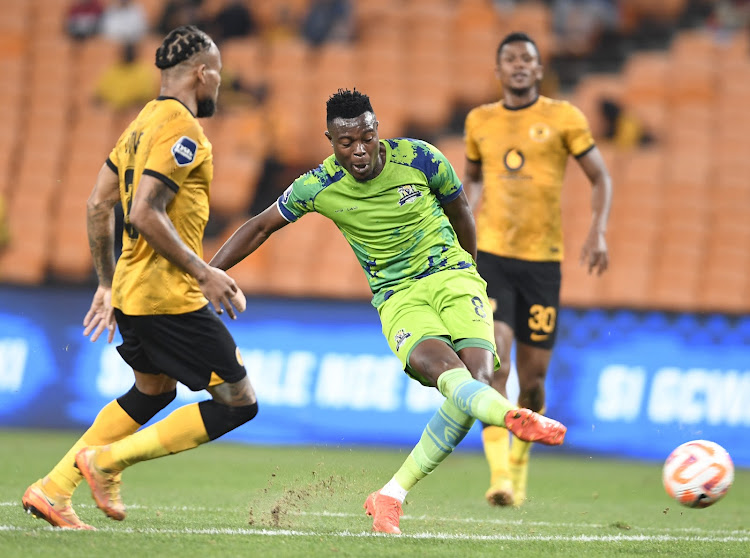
[0,285,748,466]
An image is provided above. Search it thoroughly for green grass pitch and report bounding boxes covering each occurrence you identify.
[0,429,747,557]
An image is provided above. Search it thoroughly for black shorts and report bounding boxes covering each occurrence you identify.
[114,306,247,391]
[477,251,561,349]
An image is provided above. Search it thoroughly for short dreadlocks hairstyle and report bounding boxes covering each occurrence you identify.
[496,32,540,62]
[326,89,374,124]
[155,25,212,70]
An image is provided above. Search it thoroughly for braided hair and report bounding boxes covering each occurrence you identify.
[155,25,212,70]
[326,89,374,124]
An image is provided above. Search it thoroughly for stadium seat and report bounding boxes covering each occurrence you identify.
[669,29,716,65]
[217,37,265,83]
[435,135,467,176]
[259,211,333,298]
[598,235,656,308]
[569,74,624,138]
[0,191,51,284]
[210,154,263,217]
[49,193,92,282]
[205,216,273,294]
[304,218,371,300]
[622,52,669,106]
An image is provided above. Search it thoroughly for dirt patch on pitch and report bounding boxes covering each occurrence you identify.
[248,470,348,528]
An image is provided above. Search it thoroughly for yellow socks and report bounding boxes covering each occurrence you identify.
[45,400,141,498]
[96,403,209,471]
[509,407,543,505]
[482,425,510,486]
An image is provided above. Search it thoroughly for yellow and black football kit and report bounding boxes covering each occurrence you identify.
[465,96,595,348]
[107,96,213,316]
[106,96,245,389]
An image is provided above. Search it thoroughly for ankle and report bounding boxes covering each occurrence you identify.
[93,446,121,473]
[41,477,70,501]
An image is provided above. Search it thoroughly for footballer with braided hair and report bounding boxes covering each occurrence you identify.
[210,88,568,535]
[22,26,259,529]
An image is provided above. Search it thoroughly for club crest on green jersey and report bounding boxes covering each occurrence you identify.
[394,328,412,351]
[397,185,423,206]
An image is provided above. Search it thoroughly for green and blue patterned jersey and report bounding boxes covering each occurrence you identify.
[277,138,475,307]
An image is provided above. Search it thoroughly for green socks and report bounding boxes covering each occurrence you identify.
[436,368,515,426]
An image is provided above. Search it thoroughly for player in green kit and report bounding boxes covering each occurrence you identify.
[210,89,566,534]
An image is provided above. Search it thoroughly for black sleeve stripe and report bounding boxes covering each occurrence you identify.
[105,158,118,173]
[574,143,596,159]
[142,169,179,193]
[466,156,481,163]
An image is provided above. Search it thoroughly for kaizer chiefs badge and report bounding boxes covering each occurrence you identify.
[529,123,551,142]
[503,148,525,171]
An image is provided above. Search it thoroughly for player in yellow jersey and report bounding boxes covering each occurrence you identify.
[464,32,612,507]
[21,26,257,529]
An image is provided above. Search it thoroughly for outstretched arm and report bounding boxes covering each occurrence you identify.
[442,189,477,262]
[209,204,289,270]
[84,162,121,342]
[576,146,612,275]
[129,174,241,318]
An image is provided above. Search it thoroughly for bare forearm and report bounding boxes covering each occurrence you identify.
[590,175,612,233]
[210,219,270,270]
[452,215,477,261]
[444,192,478,261]
[87,201,117,287]
[135,211,209,280]
[466,179,484,212]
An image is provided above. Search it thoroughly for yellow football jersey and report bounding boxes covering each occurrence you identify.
[465,96,595,262]
[107,96,213,315]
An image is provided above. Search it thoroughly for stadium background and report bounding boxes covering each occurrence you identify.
[0,0,747,466]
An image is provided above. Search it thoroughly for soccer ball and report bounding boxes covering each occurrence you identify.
[662,440,734,508]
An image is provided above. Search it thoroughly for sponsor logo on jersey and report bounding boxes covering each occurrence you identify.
[394,329,412,352]
[529,123,551,142]
[397,185,423,206]
[503,148,525,171]
[171,136,197,167]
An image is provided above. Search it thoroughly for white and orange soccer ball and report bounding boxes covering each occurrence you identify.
[662,440,734,508]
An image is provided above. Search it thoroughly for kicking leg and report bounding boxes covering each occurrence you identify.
[365,399,475,534]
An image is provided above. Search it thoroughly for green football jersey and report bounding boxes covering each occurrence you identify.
[277,138,475,307]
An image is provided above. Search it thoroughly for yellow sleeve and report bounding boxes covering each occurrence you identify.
[562,103,595,157]
[464,108,482,162]
[107,143,120,171]
[143,120,207,192]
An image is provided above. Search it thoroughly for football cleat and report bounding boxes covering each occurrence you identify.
[75,447,126,521]
[364,490,403,535]
[22,480,95,530]
[504,409,566,446]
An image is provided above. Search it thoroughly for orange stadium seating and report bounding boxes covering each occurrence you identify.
[1,0,749,315]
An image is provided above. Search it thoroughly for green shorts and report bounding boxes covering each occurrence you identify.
[377,267,499,386]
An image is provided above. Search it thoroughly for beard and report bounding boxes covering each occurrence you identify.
[507,84,535,97]
[196,97,216,118]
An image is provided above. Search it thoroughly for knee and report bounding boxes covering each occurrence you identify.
[198,400,259,441]
[470,368,493,385]
[117,385,177,425]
